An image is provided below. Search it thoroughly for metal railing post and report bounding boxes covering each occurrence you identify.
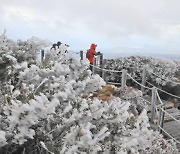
[141,66,146,93]
[80,50,83,60]
[151,87,157,124]
[121,69,127,88]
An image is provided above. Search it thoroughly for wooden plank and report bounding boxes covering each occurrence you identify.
[164,117,180,122]
[164,111,180,117]
[165,112,180,117]
[163,128,180,136]
[175,136,180,140]
[163,131,180,138]
[164,115,180,122]
[164,114,180,120]
[165,131,180,138]
[164,124,180,132]
[164,121,180,128]
[162,130,180,148]
[144,95,175,114]
[162,108,180,122]
[166,108,180,113]
[164,117,180,123]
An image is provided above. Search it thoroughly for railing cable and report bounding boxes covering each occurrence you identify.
[127,73,152,90]
[90,64,122,73]
[158,125,180,145]
[160,108,180,123]
[149,71,180,85]
[146,81,180,99]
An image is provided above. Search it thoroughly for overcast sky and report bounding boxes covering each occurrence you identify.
[1,0,180,58]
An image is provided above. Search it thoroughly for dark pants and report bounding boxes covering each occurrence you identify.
[90,64,93,71]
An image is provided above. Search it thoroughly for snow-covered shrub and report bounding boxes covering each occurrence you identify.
[104,56,180,101]
[0,130,6,148]
[0,34,105,153]
[104,56,180,87]
[0,34,178,153]
[115,86,146,117]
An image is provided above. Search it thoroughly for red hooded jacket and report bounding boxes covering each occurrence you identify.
[87,43,97,64]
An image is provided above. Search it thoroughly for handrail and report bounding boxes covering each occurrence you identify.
[145,81,154,88]
[160,108,180,123]
[157,88,180,99]
[156,90,164,105]
[72,51,81,54]
[127,73,152,90]
[140,97,151,105]
[90,64,122,73]
[106,81,121,85]
[146,81,180,99]
[156,89,180,122]
[156,90,180,124]
[75,51,180,86]
[149,71,180,85]
[92,62,180,100]
[105,60,180,86]
[86,57,180,137]
[122,65,143,70]
[125,73,180,129]
[158,125,180,145]
[108,69,180,143]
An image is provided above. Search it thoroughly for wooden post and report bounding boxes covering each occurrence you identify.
[121,69,127,88]
[92,57,96,74]
[80,50,83,60]
[41,49,44,63]
[101,59,106,80]
[100,52,103,66]
[141,66,146,93]
[158,107,165,133]
[151,87,157,124]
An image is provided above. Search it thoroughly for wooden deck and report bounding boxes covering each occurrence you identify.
[163,108,180,150]
[164,108,180,122]
[143,96,180,151]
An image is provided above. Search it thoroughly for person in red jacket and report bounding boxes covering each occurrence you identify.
[86,43,97,64]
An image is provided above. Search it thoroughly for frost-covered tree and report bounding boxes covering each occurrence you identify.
[0,35,178,154]
[104,56,180,86]
[104,56,180,100]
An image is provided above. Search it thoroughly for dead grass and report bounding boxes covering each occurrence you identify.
[97,84,117,101]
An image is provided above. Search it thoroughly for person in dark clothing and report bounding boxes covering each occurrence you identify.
[57,41,62,48]
[51,43,57,50]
